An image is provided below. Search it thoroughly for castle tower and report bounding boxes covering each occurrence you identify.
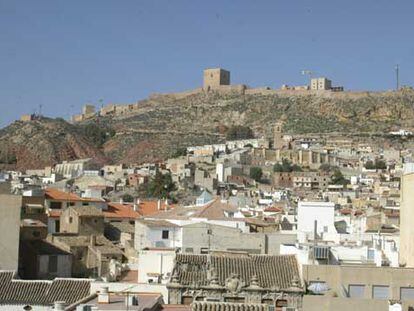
[203,68,230,90]
[273,122,285,150]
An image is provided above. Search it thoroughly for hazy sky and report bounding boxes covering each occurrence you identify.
[1,0,414,127]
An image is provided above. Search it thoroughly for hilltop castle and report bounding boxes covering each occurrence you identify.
[70,68,343,123]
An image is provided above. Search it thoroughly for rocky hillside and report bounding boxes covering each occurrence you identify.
[2,89,414,169]
[0,118,109,170]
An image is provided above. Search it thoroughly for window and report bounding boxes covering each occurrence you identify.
[185,248,194,253]
[69,217,73,224]
[372,285,389,299]
[201,248,209,254]
[349,284,365,298]
[162,230,169,239]
[55,220,60,233]
[367,249,375,260]
[50,201,62,209]
[48,255,58,273]
[401,287,414,300]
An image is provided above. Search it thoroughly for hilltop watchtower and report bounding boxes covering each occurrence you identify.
[203,68,230,90]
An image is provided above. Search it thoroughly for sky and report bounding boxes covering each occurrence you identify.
[1,0,414,127]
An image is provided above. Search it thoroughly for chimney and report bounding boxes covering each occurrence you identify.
[98,286,110,304]
[90,235,97,247]
[157,199,161,210]
[133,197,140,212]
[53,301,65,311]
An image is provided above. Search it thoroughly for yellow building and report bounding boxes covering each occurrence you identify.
[311,77,332,90]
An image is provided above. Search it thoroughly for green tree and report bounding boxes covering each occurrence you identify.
[250,167,263,182]
[171,147,187,158]
[146,171,176,198]
[319,163,334,172]
[364,160,376,170]
[121,194,134,202]
[331,169,349,186]
[375,159,387,170]
[273,159,302,172]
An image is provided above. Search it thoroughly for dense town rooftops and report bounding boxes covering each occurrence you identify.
[137,219,180,228]
[45,188,80,201]
[104,201,176,219]
[169,253,302,291]
[105,202,140,219]
[52,235,123,255]
[138,200,176,215]
[0,271,92,306]
[87,292,163,311]
[148,198,240,221]
[45,188,105,203]
[71,205,103,217]
[107,221,135,234]
[191,302,268,311]
[21,240,71,256]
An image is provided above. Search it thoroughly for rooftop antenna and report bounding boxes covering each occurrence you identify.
[38,104,42,117]
[301,70,313,87]
[395,64,400,91]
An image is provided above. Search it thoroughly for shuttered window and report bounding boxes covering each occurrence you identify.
[349,284,365,298]
[401,287,414,300]
[372,285,389,299]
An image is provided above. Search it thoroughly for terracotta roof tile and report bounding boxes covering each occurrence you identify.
[45,188,81,201]
[0,271,91,306]
[48,209,62,218]
[45,188,105,203]
[191,302,267,311]
[104,202,140,219]
[138,200,176,216]
[171,254,301,291]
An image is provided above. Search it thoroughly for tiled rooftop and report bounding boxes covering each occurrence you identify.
[0,271,91,306]
[171,254,301,290]
[191,302,268,311]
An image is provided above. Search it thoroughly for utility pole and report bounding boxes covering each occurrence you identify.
[395,64,400,91]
